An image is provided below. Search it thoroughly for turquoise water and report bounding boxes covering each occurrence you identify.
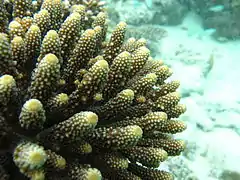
[107,0,240,179]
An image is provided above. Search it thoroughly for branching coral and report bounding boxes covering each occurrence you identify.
[0,0,187,179]
[125,25,168,42]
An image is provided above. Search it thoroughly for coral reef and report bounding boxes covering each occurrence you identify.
[178,0,240,40]
[125,25,168,42]
[0,0,187,179]
[123,24,168,57]
[107,0,187,26]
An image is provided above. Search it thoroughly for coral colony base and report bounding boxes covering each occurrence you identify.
[0,0,187,179]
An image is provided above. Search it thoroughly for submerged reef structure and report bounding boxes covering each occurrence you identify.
[0,0,187,179]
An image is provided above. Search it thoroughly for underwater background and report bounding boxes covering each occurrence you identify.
[0,0,239,179]
[107,0,240,179]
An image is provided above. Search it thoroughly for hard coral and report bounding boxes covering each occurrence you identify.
[0,0,187,179]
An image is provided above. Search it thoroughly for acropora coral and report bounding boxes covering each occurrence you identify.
[0,0,187,179]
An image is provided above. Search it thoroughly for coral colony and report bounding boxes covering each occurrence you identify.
[0,0,187,179]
